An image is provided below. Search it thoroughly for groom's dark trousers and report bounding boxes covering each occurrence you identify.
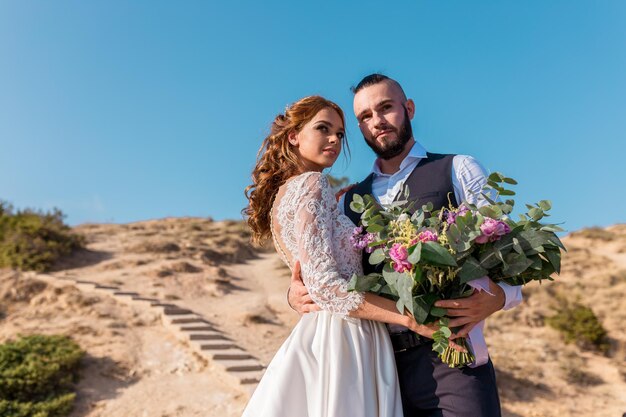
[394,343,501,417]
[344,153,502,417]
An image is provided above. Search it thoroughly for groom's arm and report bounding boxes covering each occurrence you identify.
[287,261,321,314]
[436,155,523,336]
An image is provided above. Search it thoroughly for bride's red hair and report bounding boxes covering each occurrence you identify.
[244,96,345,244]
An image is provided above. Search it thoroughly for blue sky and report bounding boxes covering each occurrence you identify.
[1,1,624,232]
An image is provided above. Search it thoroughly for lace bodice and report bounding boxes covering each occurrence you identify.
[271,172,365,316]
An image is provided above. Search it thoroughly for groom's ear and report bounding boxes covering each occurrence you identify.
[405,99,416,120]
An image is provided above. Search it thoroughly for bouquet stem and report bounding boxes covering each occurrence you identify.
[439,337,475,368]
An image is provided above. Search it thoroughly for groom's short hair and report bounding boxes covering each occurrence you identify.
[351,73,407,101]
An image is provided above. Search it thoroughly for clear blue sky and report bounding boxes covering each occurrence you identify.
[1,1,624,233]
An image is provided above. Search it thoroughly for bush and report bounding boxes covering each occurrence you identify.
[547,298,610,353]
[0,394,75,417]
[0,201,83,272]
[0,334,83,417]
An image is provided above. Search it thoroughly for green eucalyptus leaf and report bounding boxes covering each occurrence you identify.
[488,172,504,182]
[538,200,552,211]
[503,177,518,185]
[366,223,384,233]
[458,256,488,284]
[499,189,516,196]
[348,273,384,292]
[412,294,438,324]
[397,273,414,314]
[439,326,452,338]
[528,208,544,221]
[368,248,386,265]
[512,237,523,254]
[481,193,497,205]
[479,246,503,269]
[408,242,422,264]
[421,241,457,267]
[429,306,447,317]
[349,202,364,213]
[543,248,562,274]
[413,267,424,284]
[500,204,513,214]
[502,252,533,276]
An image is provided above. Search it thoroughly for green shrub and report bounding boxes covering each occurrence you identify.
[0,393,75,417]
[0,201,83,272]
[547,299,610,353]
[0,334,83,417]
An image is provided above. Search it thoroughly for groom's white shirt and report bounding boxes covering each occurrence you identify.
[339,141,522,366]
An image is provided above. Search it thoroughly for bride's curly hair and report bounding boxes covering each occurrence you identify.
[244,96,346,244]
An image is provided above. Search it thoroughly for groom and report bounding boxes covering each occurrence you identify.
[288,74,522,416]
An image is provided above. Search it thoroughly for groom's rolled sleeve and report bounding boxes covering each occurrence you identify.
[498,282,522,310]
[453,155,524,312]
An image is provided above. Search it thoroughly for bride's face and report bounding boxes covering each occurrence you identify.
[289,107,345,172]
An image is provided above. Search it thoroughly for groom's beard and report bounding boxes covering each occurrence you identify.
[363,107,413,160]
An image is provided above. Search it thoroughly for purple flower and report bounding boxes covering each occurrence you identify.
[446,205,470,224]
[390,243,412,273]
[350,227,377,252]
[417,230,439,243]
[363,233,377,253]
[475,218,511,244]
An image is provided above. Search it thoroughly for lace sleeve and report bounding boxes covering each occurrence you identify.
[295,173,364,317]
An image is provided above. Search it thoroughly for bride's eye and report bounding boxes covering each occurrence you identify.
[317,125,328,133]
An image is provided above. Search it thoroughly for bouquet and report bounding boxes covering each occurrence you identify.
[347,172,565,368]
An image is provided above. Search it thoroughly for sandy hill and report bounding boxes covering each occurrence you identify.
[1,218,625,417]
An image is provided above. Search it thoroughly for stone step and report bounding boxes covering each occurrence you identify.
[130,296,160,306]
[132,296,160,302]
[191,339,236,351]
[151,302,179,307]
[74,281,97,291]
[187,332,229,341]
[214,358,265,372]
[166,314,209,325]
[179,325,217,332]
[95,284,120,290]
[56,276,77,282]
[162,307,194,316]
[232,370,264,385]
[114,291,140,297]
[208,348,254,361]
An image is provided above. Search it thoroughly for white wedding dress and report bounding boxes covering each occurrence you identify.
[241,172,403,417]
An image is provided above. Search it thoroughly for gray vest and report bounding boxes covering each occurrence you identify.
[343,152,458,274]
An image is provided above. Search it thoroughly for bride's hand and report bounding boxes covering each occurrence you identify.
[405,314,468,353]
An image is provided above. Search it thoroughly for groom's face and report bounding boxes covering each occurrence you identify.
[353,81,415,160]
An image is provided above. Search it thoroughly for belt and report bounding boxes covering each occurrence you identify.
[390,331,430,353]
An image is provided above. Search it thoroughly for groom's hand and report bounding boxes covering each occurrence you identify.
[288,261,321,315]
[433,278,505,338]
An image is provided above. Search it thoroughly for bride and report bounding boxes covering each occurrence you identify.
[242,96,446,417]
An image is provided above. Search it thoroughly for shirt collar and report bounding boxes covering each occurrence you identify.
[371,140,428,176]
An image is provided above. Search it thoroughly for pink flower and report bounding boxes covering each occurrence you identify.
[417,230,438,243]
[475,218,511,244]
[389,243,412,273]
